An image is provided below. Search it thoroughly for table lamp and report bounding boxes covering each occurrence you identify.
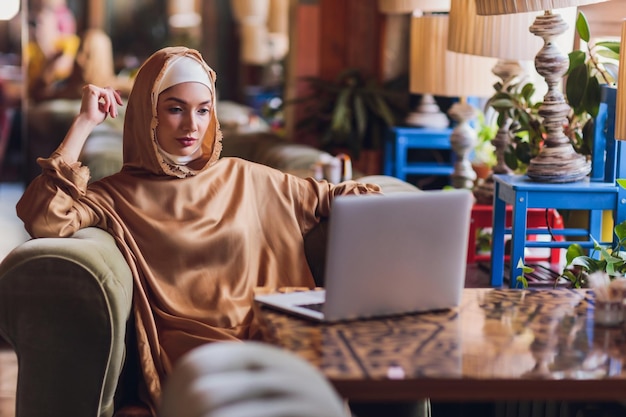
[475,0,608,183]
[397,1,451,128]
[616,20,626,142]
[377,0,451,88]
[448,0,576,201]
[410,13,499,189]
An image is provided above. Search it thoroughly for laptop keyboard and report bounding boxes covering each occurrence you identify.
[297,302,325,313]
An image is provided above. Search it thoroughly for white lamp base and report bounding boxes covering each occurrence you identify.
[405,94,450,129]
[448,102,478,190]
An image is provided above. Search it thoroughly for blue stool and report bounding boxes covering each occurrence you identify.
[384,126,454,182]
[491,86,626,288]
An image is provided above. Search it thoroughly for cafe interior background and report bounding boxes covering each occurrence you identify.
[1,0,625,184]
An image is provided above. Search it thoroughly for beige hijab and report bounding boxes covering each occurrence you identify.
[122,46,222,179]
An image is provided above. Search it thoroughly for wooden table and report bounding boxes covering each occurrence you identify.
[255,288,626,402]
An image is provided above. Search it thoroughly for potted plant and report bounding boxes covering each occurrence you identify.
[559,219,626,288]
[565,11,620,157]
[287,68,408,166]
[484,73,543,174]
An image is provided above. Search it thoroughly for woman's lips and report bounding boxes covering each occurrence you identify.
[177,137,197,147]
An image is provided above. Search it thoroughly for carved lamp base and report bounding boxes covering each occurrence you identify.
[525,10,590,183]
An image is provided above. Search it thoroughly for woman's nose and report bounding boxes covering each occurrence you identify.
[182,113,198,132]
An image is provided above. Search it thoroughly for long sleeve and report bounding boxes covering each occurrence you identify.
[17,152,103,238]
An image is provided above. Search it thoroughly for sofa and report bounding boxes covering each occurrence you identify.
[0,119,419,416]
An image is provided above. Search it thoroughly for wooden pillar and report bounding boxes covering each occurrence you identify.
[319,0,382,82]
[85,0,105,29]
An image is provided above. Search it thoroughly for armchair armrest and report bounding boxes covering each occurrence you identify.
[0,227,133,417]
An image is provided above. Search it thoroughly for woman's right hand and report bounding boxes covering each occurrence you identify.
[56,84,124,164]
[79,84,123,126]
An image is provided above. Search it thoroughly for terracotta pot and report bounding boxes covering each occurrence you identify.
[472,163,492,180]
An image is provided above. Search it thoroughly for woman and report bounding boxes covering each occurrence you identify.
[26,5,80,100]
[17,46,380,414]
[31,28,134,101]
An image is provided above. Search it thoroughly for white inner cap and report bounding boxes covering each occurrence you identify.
[157,55,212,95]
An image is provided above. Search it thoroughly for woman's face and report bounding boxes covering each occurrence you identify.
[156,82,212,159]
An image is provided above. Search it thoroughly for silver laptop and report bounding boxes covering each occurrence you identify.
[254,189,473,322]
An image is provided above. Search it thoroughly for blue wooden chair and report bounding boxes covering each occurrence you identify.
[490,85,626,288]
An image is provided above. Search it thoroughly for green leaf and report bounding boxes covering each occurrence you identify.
[615,221,626,241]
[560,270,581,287]
[595,40,620,55]
[488,98,515,112]
[565,243,585,265]
[504,151,518,171]
[596,49,620,61]
[520,83,536,101]
[516,275,529,288]
[515,141,533,165]
[576,11,591,43]
[571,256,606,273]
[582,76,601,118]
[330,89,352,132]
[353,94,367,140]
[566,64,589,111]
[567,50,587,74]
[515,258,531,288]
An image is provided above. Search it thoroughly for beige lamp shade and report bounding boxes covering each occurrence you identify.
[267,0,289,35]
[378,0,450,14]
[230,0,269,23]
[410,13,498,98]
[615,20,626,141]
[475,0,607,16]
[448,0,576,61]
[240,19,270,64]
[0,0,19,20]
[167,0,201,28]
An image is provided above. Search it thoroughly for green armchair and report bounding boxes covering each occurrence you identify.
[0,227,133,417]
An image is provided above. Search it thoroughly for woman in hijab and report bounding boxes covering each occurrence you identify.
[17,46,380,414]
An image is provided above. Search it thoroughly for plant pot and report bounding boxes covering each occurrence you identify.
[472,163,492,180]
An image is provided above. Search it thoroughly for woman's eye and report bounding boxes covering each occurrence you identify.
[168,107,183,113]
[197,108,210,115]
